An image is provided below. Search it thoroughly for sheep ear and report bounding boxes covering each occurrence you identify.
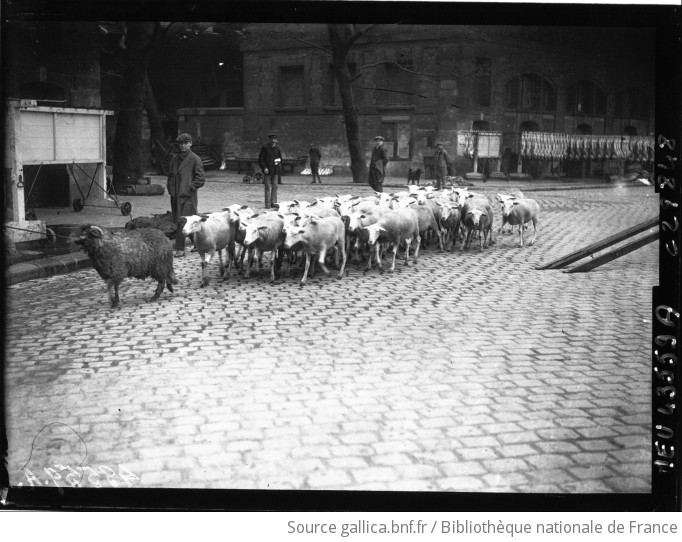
[200,215,209,222]
[251,213,260,218]
[240,205,248,210]
[378,226,387,232]
[512,201,520,206]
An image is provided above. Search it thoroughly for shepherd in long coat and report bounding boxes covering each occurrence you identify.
[368,136,389,192]
[167,133,205,256]
[434,142,452,189]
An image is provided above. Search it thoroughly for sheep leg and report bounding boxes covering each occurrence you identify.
[270,249,277,284]
[243,247,254,278]
[217,249,226,278]
[236,245,246,269]
[388,243,398,273]
[337,239,347,279]
[150,280,165,302]
[518,222,525,247]
[318,248,330,275]
[225,242,235,280]
[529,217,538,246]
[403,238,411,267]
[300,252,312,286]
[364,244,374,272]
[462,228,471,250]
[201,252,212,287]
[413,234,421,263]
[436,228,444,252]
[107,280,120,308]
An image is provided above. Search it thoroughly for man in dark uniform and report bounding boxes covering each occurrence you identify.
[309,143,322,184]
[167,133,205,257]
[434,142,452,190]
[258,133,283,208]
[368,136,389,192]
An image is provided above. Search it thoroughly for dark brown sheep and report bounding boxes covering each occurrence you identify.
[74,225,178,308]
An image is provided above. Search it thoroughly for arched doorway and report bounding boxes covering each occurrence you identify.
[623,125,637,136]
[520,121,540,133]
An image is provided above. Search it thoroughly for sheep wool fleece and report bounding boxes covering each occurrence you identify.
[167,149,206,249]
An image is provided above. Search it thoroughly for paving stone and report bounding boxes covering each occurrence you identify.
[437,476,485,491]
[306,469,353,488]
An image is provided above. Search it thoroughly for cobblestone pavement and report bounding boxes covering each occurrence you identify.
[5,179,658,493]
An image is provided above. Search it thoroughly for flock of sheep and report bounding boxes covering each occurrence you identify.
[73,185,540,308]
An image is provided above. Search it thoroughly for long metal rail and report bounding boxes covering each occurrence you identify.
[535,216,658,270]
[565,230,659,273]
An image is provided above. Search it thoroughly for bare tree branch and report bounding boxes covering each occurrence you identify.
[293,37,332,55]
[345,24,380,48]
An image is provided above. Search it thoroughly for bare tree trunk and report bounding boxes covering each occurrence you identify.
[145,74,166,175]
[328,25,368,183]
[112,22,158,191]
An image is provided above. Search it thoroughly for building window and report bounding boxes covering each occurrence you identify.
[614,87,649,118]
[473,57,492,107]
[279,65,305,108]
[381,121,411,160]
[505,74,555,112]
[326,63,357,107]
[566,80,606,115]
[376,61,415,107]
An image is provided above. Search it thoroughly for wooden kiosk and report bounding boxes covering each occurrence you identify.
[4,99,114,243]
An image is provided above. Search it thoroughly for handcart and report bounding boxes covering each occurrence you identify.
[68,162,132,216]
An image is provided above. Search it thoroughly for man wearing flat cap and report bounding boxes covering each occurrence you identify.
[434,141,452,190]
[167,133,205,257]
[368,136,389,192]
[258,133,283,208]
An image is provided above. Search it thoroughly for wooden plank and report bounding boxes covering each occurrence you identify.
[535,216,658,270]
[564,231,659,273]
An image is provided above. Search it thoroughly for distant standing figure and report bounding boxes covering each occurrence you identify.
[258,133,283,208]
[309,144,322,184]
[501,147,512,183]
[368,136,389,193]
[167,133,205,257]
[434,142,452,190]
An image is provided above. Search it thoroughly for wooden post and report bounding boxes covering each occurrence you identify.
[5,99,25,222]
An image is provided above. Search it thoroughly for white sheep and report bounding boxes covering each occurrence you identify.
[363,208,421,273]
[182,211,237,287]
[500,197,540,247]
[461,197,494,250]
[283,216,347,286]
[241,212,285,283]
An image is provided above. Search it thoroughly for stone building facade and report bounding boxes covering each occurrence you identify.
[177,24,655,179]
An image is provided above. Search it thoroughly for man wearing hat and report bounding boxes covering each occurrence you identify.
[258,133,283,208]
[368,136,389,192]
[167,133,205,257]
[309,143,322,184]
[434,141,452,190]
